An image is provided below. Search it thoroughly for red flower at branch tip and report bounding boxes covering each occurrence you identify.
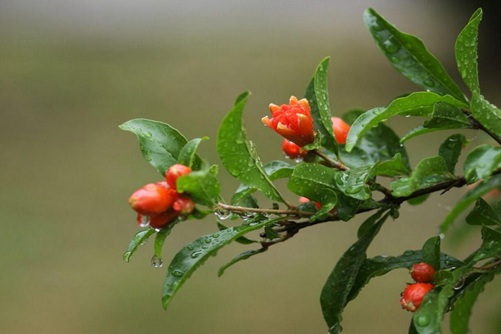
[262,96,315,147]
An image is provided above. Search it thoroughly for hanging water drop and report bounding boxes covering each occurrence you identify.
[139,215,150,228]
[214,208,231,220]
[151,255,163,268]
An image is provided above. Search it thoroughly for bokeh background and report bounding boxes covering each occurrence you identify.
[1,1,500,333]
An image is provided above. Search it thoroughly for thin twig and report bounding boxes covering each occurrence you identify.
[313,150,349,171]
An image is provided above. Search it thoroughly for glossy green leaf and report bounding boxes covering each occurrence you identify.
[474,227,501,262]
[218,247,267,277]
[465,198,501,226]
[176,166,221,206]
[455,8,482,94]
[471,92,501,137]
[162,217,280,310]
[287,163,337,219]
[217,92,285,203]
[123,228,156,262]
[440,174,501,234]
[464,144,501,183]
[450,265,500,334]
[231,160,294,204]
[321,210,388,334]
[304,57,338,154]
[119,119,188,175]
[216,221,257,245]
[363,8,466,103]
[340,119,410,169]
[346,92,467,152]
[374,153,411,177]
[391,156,455,197]
[439,134,467,174]
[401,103,471,143]
[154,228,169,258]
[421,236,441,271]
[334,166,373,200]
[178,137,207,170]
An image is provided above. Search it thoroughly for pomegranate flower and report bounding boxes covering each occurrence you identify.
[262,96,315,147]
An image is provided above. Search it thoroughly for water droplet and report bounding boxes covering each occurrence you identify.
[212,233,220,238]
[439,233,445,240]
[294,157,304,163]
[383,38,399,53]
[454,277,465,290]
[191,250,203,259]
[171,269,184,278]
[390,56,400,64]
[204,237,212,243]
[214,208,231,220]
[151,255,163,268]
[415,314,430,326]
[424,79,435,87]
[139,216,150,228]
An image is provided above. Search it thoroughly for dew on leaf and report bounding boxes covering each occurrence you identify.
[191,250,203,259]
[415,314,430,327]
[171,270,184,278]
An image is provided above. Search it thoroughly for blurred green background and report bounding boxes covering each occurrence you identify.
[1,1,500,333]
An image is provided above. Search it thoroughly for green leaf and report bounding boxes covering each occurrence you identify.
[178,137,207,170]
[455,8,482,94]
[439,134,467,174]
[217,92,285,203]
[391,156,455,197]
[440,174,501,234]
[334,166,373,200]
[119,119,188,175]
[374,153,411,177]
[421,236,441,271]
[401,103,471,143]
[346,92,467,152]
[465,198,501,226]
[464,144,501,183]
[363,8,466,103]
[216,221,257,245]
[123,228,156,262]
[218,247,267,277]
[162,217,281,310]
[321,210,388,333]
[471,92,501,137]
[304,57,338,154]
[153,228,169,258]
[450,265,500,334]
[474,227,501,262]
[176,166,221,206]
[340,119,410,170]
[231,160,294,204]
[287,163,338,220]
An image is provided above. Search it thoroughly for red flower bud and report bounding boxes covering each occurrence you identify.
[331,117,350,145]
[400,283,434,312]
[149,209,180,229]
[410,262,436,283]
[173,196,195,215]
[166,164,192,189]
[128,182,178,216]
[262,96,315,147]
[282,139,307,159]
[299,196,322,210]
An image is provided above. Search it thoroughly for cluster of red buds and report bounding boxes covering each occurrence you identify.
[400,262,436,312]
[128,164,195,229]
[262,96,351,159]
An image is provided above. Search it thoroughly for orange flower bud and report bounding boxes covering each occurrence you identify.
[165,164,192,190]
[128,182,178,216]
[331,117,350,145]
[282,139,307,159]
[262,96,315,147]
[149,209,180,229]
[173,196,195,215]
